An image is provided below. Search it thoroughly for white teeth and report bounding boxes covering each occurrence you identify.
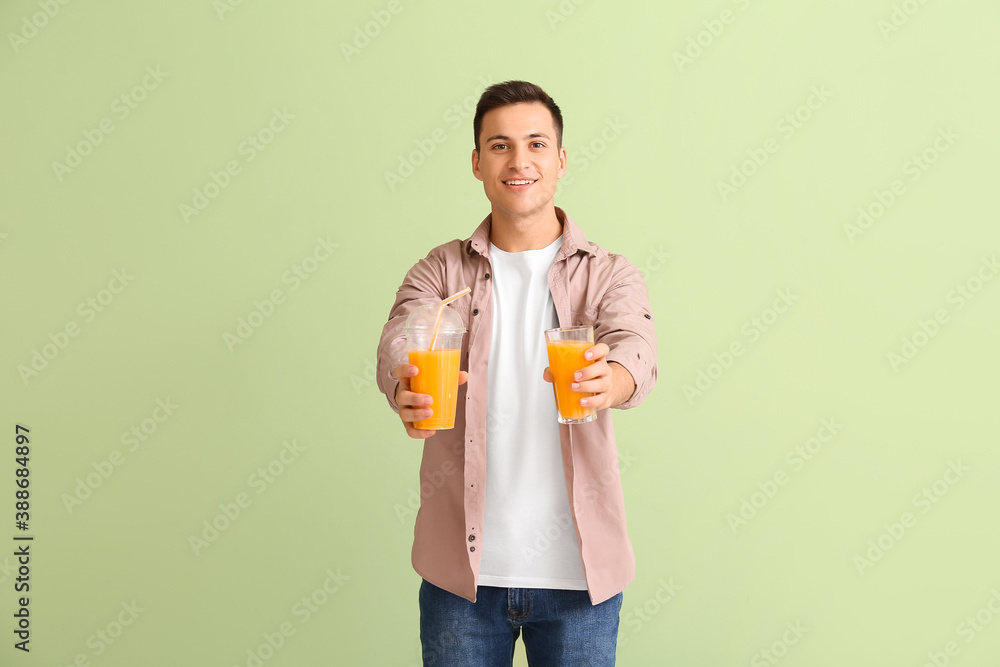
[505,180,534,185]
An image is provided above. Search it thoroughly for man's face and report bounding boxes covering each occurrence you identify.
[472,102,567,220]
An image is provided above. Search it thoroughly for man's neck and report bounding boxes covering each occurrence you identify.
[489,207,563,253]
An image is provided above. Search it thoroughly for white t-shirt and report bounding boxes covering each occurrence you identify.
[477,235,588,591]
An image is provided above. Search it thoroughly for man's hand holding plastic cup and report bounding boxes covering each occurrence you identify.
[395,363,469,439]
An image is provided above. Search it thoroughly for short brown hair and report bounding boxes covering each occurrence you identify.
[473,80,563,152]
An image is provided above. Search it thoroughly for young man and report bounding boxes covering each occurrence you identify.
[376,80,657,666]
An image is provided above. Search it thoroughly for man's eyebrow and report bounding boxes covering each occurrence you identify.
[484,132,551,144]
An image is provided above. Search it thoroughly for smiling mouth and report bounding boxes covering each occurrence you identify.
[503,179,537,187]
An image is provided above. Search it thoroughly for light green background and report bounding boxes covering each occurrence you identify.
[2,1,999,665]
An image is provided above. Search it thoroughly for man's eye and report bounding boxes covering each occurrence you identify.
[492,143,507,150]
[531,142,545,148]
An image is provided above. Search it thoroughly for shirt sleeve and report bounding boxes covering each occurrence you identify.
[597,254,658,410]
[376,247,451,414]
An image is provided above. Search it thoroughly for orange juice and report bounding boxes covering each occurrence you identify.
[408,348,461,430]
[546,339,595,423]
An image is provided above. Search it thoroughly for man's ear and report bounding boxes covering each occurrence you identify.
[471,148,483,182]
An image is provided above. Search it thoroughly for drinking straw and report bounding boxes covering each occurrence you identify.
[428,287,471,350]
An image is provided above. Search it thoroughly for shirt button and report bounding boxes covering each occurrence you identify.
[473,309,479,315]
[644,313,651,319]
[484,273,490,279]
[468,535,475,542]
[470,546,475,552]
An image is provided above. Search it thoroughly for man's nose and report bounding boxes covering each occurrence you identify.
[508,149,530,170]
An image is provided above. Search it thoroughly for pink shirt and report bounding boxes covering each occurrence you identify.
[376,207,658,605]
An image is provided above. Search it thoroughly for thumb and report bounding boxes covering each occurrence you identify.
[542,367,553,383]
[458,371,469,386]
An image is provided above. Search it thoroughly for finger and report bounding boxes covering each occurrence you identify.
[401,402,436,436]
[573,360,609,383]
[405,423,437,439]
[579,393,609,410]
[569,373,611,394]
[457,371,469,386]
[583,342,609,362]
[398,398,432,429]
[542,367,553,383]
[400,406,434,423]
[395,363,419,378]
[394,365,418,401]
[399,391,433,408]
[572,378,610,395]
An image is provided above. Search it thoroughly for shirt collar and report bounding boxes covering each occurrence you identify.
[465,207,595,260]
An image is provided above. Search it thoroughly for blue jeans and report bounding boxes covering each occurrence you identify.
[419,579,623,666]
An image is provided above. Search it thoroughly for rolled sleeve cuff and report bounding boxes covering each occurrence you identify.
[385,374,400,414]
[606,340,655,410]
[377,337,407,415]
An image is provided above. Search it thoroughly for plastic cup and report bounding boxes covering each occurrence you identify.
[544,325,597,425]
[404,304,466,430]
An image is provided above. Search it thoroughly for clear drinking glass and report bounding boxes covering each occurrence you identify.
[544,325,597,425]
